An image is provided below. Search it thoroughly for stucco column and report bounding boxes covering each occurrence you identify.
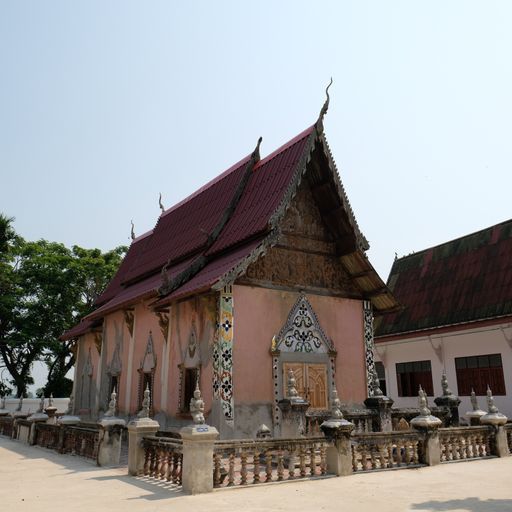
[211,286,235,438]
[363,300,377,397]
[180,424,219,494]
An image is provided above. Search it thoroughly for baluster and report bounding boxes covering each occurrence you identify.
[351,445,359,472]
[320,445,327,475]
[170,452,178,483]
[446,437,453,461]
[386,443,394,468]
[370,445,378,470]
[253,449,260,484]
[143,446,151,475]
[277,450,284,481]
[228,452,235,486]
[150,446,158,477]
[287,450,295,480]
[454,435,461,460]
[299,446,306,477]
[308,446,316,475]
[485,432,492,457]
[178,454,183,485]
[378,444,387,469]
[156,447,164,479]
[361,443,369,470]
[404,441,411,465]
[240,450,248,485]
[165,451,173,482]
[213,452,222,488]
[265,449,273,482]
[412,441,419,465]
[459,436,467,460]
[478,434,485,457]
[395,441,402,466]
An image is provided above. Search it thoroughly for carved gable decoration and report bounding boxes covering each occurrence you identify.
[274,296,334,354]
[140,332,157,372]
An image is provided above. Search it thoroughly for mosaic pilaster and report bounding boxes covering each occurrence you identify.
[213,285,234,426]
[363,300,377,396]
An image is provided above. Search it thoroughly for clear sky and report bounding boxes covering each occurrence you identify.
[2,1,512,282]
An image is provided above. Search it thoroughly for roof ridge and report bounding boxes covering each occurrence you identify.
[394,217,512,265]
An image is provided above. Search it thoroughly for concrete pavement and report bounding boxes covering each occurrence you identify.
[1,436,511,511]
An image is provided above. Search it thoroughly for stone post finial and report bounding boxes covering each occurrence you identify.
[486,385,499,414]
[48,393,54,408]
[137,385,151,419]
[37,395,45,413]
[104,388,117,417]
[330,389,344,420]
[470,389,479,411]
[0,396,5,410]
[441,372,453,397]
[418,386,431,417]
[65,394,74,415]
[15,396,23,412]
[371,367,384,397]
[190,381,205,425]
[287,368,299,399]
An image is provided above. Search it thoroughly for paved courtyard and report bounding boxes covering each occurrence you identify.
[1,436,511,512]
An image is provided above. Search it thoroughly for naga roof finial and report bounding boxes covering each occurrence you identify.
[158,193,165,213]
[316,78,333,133]
[130,220,135,241]
[251,136,263,162]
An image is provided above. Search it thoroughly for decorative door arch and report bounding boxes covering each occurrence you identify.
[271,295,336,433]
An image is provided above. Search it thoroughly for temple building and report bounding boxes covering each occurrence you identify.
[62,98,399,438]
[375,219,512,418]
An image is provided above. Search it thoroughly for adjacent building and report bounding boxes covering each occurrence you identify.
[375,219,512,418]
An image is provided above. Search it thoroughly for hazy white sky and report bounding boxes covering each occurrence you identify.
[2,1,511,281]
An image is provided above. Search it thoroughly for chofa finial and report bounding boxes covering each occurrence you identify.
[251,136,263,162]
[130,220,135,241]
[159,193,165,213]
[316,78,333,131]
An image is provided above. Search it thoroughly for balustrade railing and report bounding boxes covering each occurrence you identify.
[504,424,512,454]
[35,423,61,449]
[307,410,377,435]
[213,437,328,488]
[61,425,100,460]
[0,416,14,437]
[351,431,422,472]
[141,436,183,485]
[439,426,494,462]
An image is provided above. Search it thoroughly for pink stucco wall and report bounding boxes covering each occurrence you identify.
[232,285,367,405]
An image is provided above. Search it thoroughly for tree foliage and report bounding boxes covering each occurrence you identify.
[0,214,126,397]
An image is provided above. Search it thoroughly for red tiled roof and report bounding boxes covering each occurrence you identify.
[207,126,314,255]
[153,237,264,306]
[63,119,387,333]
[376,219,512,338]
[94,229,153,307]
[60,318,101,341]
[121,155,252,283]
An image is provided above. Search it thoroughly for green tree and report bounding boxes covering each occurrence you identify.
[0,214,126,397]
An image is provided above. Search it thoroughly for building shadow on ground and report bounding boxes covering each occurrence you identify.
[411,497,512,511]
[91,474,184,500]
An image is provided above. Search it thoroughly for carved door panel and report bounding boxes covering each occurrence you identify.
[306,364,328,410]
[283,363,306,399]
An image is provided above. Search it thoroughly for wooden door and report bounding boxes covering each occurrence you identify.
[282,362,328,410]
[306,364,328,410]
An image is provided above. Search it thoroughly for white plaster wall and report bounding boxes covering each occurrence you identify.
[1,398,69,415]
[375,321,512,419]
